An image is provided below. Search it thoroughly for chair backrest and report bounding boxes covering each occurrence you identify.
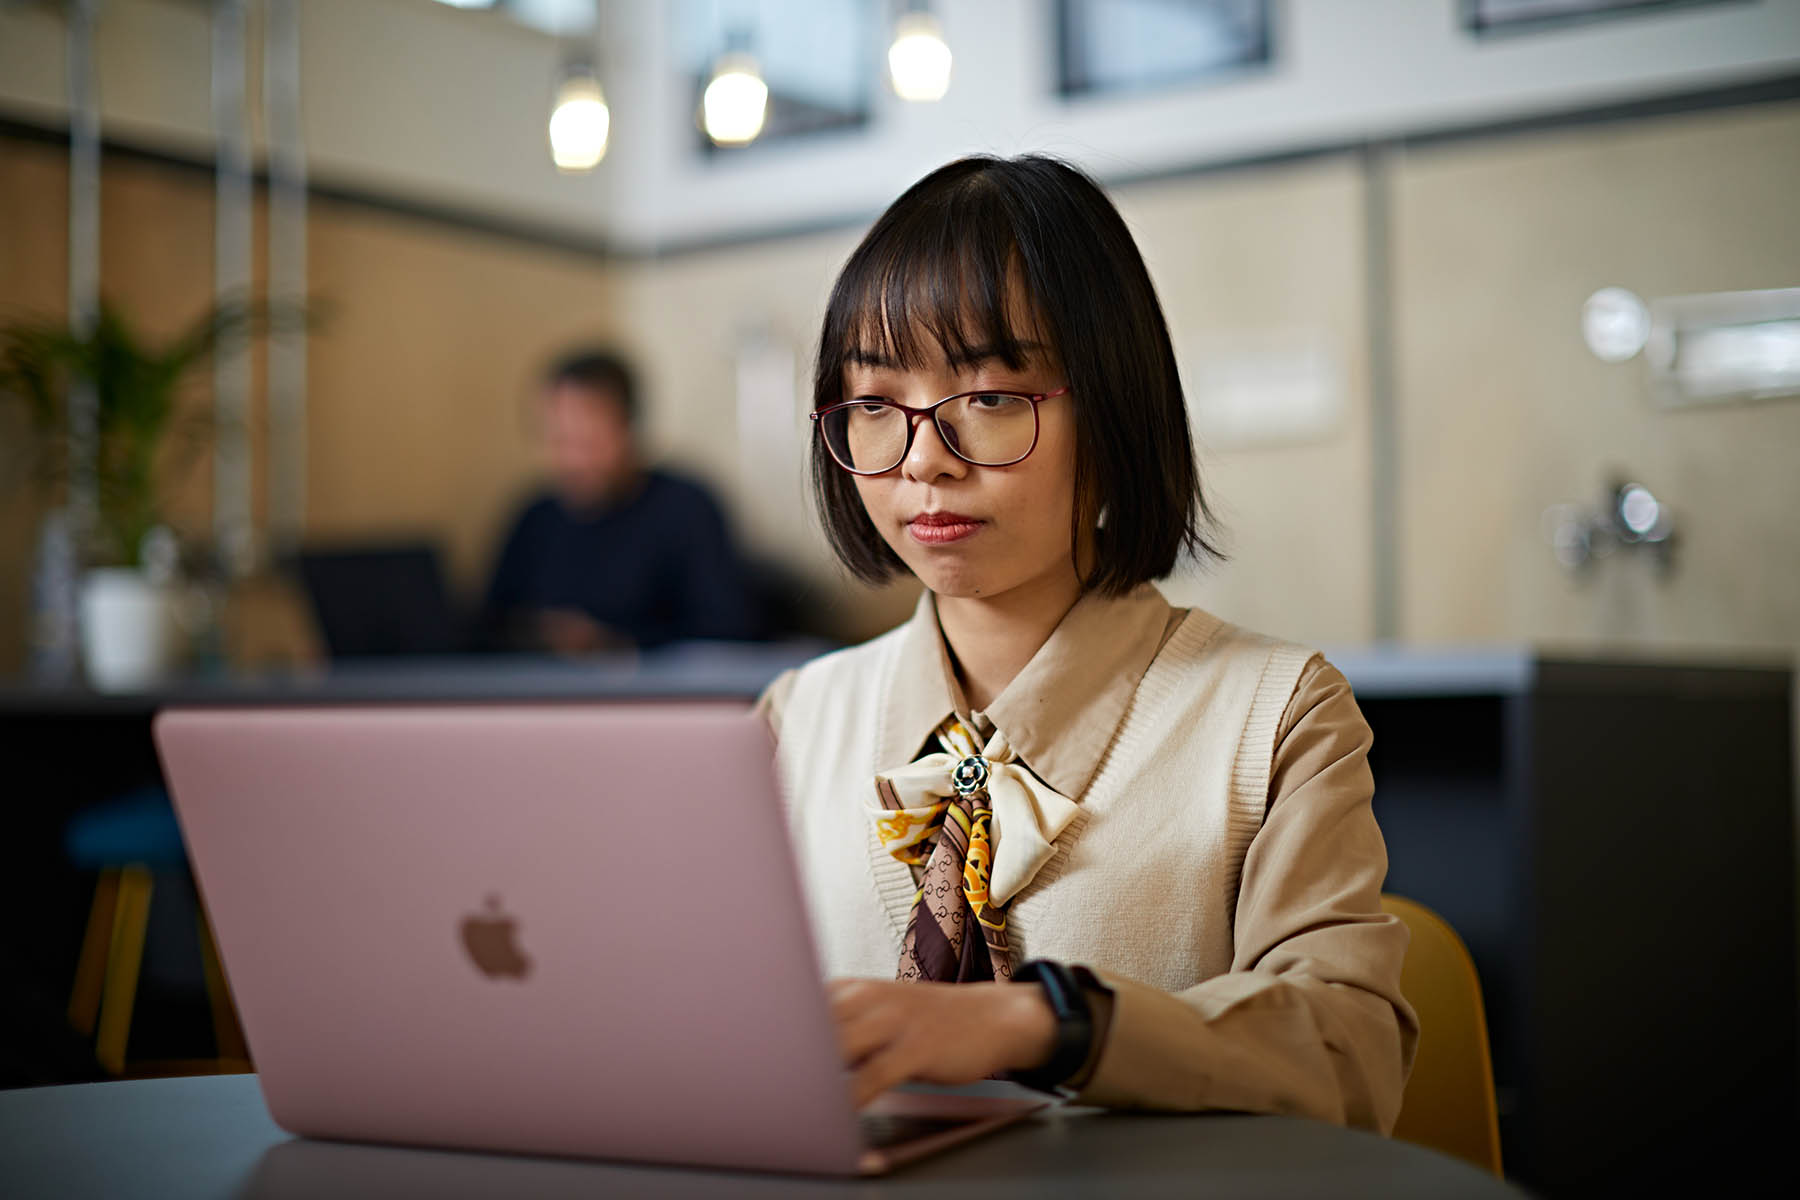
[1381,893,1504,1176]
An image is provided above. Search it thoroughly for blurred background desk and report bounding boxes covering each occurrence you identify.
[0,1074,1530,1200]
[0,639,834,714]
[0,644,1793,1197]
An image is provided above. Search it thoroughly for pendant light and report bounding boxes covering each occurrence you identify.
[549,61,610,171]
[888,3,951,102]
[702,46,769,146]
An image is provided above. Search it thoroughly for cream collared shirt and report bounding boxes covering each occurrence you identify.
[760,584,1418,1131]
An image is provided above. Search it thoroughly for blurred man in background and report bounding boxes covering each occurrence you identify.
[473,349,758,652]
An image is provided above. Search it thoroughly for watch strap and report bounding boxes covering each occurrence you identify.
[1006,958,1098,1092]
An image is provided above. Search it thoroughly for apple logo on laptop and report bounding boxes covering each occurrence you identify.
[460,895,532,980]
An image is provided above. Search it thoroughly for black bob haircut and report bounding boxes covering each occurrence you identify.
[810,154,1223,594]
[544,348,639,426]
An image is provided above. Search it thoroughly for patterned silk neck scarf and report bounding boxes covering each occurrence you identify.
[871,718,1080,983]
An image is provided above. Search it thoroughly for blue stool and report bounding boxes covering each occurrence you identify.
[65,786,246,1075]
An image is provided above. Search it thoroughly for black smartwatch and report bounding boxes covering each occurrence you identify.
[1006,959,1101,1093]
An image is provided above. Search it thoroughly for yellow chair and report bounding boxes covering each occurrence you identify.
[1382,893,1503,1176]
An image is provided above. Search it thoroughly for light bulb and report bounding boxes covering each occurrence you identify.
[888,11,951,102]
[1582,287,1650,363]
[549,73,609,171]
[702,52,768,146]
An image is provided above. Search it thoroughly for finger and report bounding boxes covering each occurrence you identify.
[827,978,887,1020]
[851,1039,924,1109]
[836,1001,903,1067]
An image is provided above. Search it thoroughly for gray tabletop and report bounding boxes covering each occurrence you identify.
[0,1074,1530,1199]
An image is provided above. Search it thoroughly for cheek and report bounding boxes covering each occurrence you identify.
[1017,424,1079,527]
[851,475,897,532]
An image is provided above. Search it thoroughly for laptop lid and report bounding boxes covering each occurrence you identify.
[293,544,459,657]
[154,704,869,1175]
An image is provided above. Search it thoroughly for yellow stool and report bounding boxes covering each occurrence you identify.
[66,789,248,1076]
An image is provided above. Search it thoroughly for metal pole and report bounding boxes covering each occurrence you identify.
[66,0,101,553]
[1363,142,1401,644]
[211,0,255,577]
[264,0,307,558]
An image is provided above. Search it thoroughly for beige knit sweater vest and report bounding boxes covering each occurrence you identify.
[774,606,1317,991]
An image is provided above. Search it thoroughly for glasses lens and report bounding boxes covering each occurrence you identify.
[938,393,1036,465]
[821,402,908,473]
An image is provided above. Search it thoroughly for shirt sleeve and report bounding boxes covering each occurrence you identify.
[1067,657,1419,1132]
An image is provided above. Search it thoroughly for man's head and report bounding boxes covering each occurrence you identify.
[541,350,640,510]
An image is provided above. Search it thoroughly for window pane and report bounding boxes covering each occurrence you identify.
[1465,0,1736,35]
[1058,0,1271,99]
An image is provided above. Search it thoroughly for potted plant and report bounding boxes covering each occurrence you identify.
[0,298,298,687]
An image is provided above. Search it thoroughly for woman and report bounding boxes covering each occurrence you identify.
[758,155,1417,1131]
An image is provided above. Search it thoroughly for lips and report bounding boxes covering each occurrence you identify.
[906,511,984,545]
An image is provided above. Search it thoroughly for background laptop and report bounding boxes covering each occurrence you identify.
[291,543,462,657]
[153,704,1046,1176]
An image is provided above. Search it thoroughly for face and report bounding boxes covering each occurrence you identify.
[842,325,1084,605]
[543,381,635,508]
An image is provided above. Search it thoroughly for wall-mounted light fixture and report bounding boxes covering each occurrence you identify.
[1583,285,1800,408]
[1646,287,1800,408]
[888,4,951,102]
[549,62,609,171]
[702,48,769,146]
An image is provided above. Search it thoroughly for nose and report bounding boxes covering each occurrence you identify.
[899,409,968,484]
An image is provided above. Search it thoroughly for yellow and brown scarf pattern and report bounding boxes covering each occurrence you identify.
[871,718,1079,983]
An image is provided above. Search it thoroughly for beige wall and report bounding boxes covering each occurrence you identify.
[1393,102,1800,656]
[1119,157,1376,648]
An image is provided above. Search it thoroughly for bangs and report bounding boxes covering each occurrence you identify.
[823,180,1043,388]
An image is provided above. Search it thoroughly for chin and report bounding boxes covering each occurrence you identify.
[905,558,1001,600]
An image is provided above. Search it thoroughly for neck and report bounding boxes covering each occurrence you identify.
[934,566,1084,713]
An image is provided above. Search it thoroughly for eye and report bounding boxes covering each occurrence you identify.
[968,392,1028,411]
[851,397,892,415]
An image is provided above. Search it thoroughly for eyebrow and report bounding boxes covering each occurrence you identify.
[846,340,1043,369]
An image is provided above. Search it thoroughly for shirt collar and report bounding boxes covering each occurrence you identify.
[878,582,1178,799]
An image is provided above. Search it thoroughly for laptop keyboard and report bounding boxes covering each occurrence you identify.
[858,1113,979,1150]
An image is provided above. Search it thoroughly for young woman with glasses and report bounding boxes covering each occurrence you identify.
[758,155,1417,1129]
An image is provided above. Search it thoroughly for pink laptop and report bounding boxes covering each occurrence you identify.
[153,704,1049,1176]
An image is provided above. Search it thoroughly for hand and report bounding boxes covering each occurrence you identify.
[828,978,1058,1109]
[534,609,628,656]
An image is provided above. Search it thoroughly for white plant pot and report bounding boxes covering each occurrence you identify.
[80,567,182,690]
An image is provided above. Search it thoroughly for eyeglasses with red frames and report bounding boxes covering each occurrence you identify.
[811,387,1071,476]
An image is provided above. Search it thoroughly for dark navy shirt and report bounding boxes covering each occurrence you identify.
[474,471,758,649]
